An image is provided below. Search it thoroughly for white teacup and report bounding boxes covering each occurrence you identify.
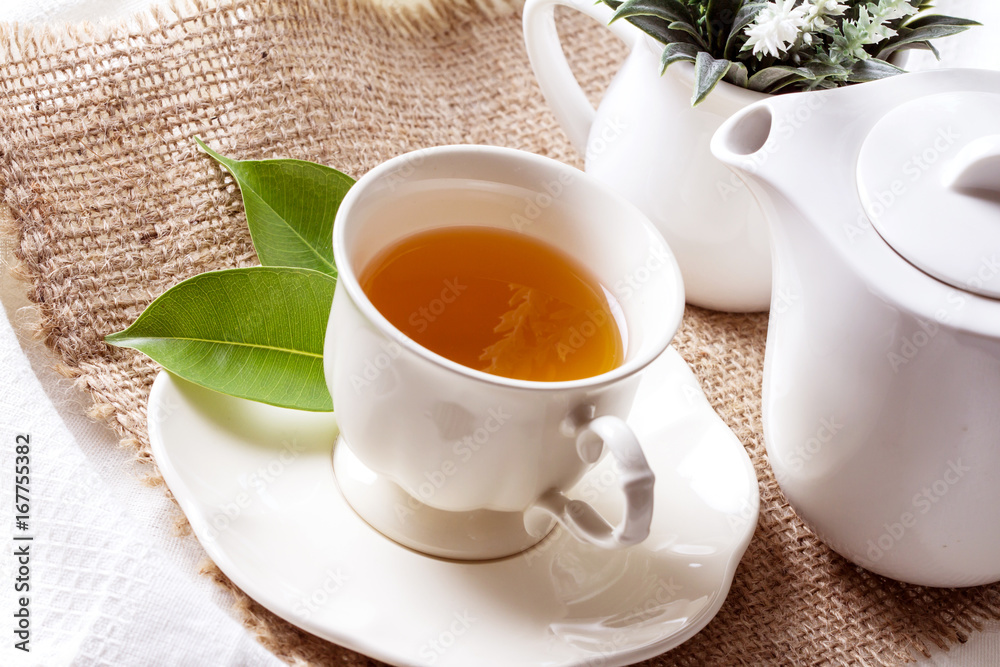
[324,145,684,560]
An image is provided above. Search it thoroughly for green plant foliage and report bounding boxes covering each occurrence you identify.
[196,138,353,276]
[106,267,337,412]
[106,141,355,411]
[602,0,979,103]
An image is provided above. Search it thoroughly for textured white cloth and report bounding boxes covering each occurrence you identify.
[0,0,156,24]
[0,277,283,666]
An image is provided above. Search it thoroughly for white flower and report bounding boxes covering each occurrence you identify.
[803,0,848,31]
[744,0,809,58]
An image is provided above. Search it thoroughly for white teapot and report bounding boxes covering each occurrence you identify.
[523,0,771,312]
[711,69,1000,587]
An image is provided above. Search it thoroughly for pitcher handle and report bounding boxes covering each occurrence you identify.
[523,0,638,153]
[531,415,655,548]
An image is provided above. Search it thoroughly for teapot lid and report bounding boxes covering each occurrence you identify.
[857,91,1000,300]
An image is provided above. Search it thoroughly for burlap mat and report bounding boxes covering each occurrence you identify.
[1,0,998,664]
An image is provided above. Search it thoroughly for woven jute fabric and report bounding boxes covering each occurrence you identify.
[1,0,998,664]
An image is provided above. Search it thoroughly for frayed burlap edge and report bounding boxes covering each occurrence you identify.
[0,203,167,486]
[0,0,525,63]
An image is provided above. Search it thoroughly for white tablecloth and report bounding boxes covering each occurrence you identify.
[0,241,283,666]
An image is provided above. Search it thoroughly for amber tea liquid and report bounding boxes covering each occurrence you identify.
[360,226,625,382]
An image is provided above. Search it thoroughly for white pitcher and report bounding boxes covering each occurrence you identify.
[523,0,771,312]
[712,68,1000,587]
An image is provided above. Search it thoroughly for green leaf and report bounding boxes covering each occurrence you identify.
[602,0,689,43]
[747,65,816,93]
[602,0,691,45]
[692,52,732,105]
[796,62,851,90]
[894,39,941,60]
[901,14,981,31]
[196,138,353,277]
[723,60,749,88]
[106,267,337,411]
[660,42,699,73]
[877,22,977,59]
[630,17,691,44]
[848,57,903,83]
[668,20,710,50]
[611,0,692,25]
[725,2,765,58]
[705,0,741,52]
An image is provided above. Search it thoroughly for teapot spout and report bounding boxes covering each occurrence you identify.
[710,99,796,251]
[709,96,818,245]
[710,101,778,185]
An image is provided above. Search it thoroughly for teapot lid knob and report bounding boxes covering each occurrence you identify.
[857,91,1000,300]
[942,134,1000,192]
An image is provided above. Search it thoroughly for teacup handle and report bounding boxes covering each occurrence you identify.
[522,0,639,153]
[533,415,655,548]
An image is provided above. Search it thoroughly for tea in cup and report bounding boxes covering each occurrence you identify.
[325,145,684,559]
[360,225,625,382]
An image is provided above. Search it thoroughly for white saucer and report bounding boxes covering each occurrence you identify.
[148,346,759,667]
